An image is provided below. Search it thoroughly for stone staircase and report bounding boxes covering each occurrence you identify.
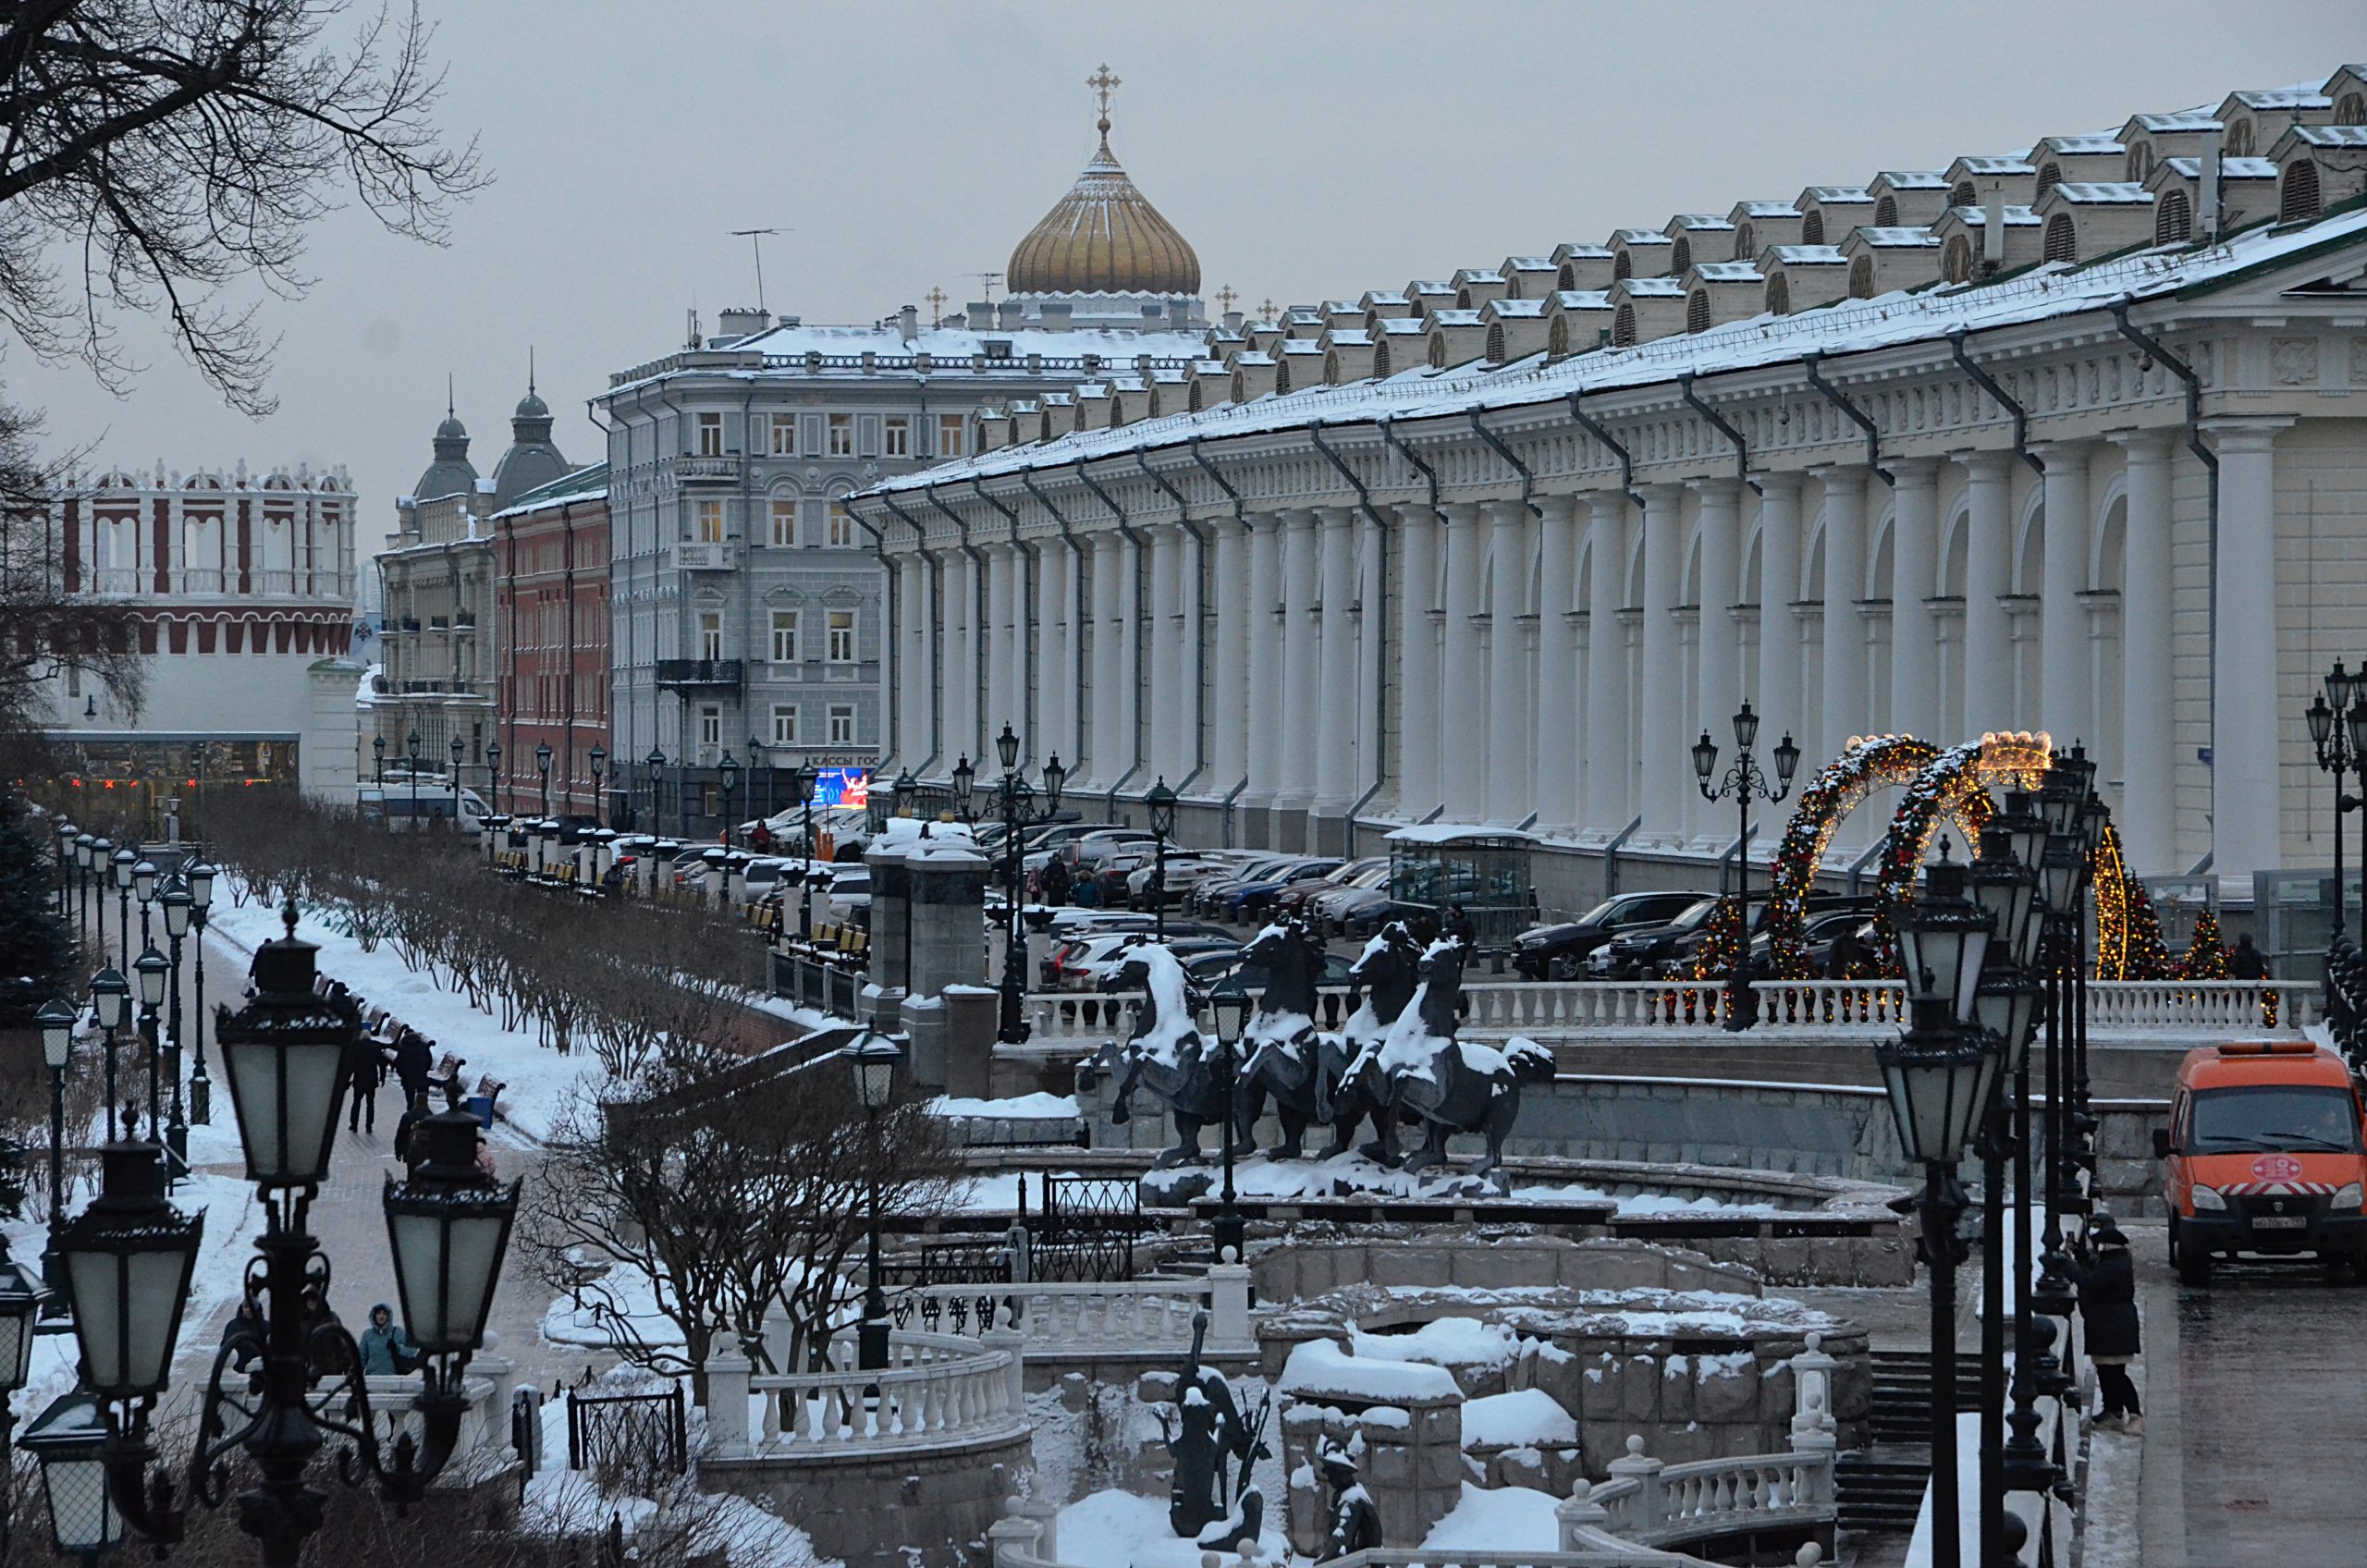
[1837,1348,1982,1535]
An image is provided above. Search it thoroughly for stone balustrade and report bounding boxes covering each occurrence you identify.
[361,1341,519,1476]
[1022,978,2312,1051]
[705,1329,1028,1459]
[899,1262,1254,1359]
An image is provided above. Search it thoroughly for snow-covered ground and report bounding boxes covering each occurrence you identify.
[1421,1483,1564,1551]
[1054,1488,1291,1568]
[932,1092,1080,1120]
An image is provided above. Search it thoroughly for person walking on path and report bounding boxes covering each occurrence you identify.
[348,1030,387,1135]
[2071,1219,2143,1434]
[390,1026,431,1108]
[2230,933,2269,980]
[392,1090,430,1163]
[359,1304,418,1376]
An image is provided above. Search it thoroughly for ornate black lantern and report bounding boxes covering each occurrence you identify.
[1891,852,1993,1026]
[213,904,355,1187]
[1147,777,1177,839]
[1691,730,1720,785]
[57,1144,203,1401]
[1209,979,1253,1049]
[891,769,917,817]
[996,722,1021,773]
[950,753,975,818]
[1041,753,1068,815]
[1877,1008,1998,1166]
[383,1111,521,1354]
[22,1392,121,1558]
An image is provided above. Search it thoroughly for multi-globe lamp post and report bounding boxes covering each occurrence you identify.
[846,1029,906,1373]
[2305,659,2367,945]
[1146,778,1178,942]
[43,903,519,1568]
[1206,979,1252,1265]
[1873,850,1996,1568]
[1689,701,1801,1031]
[978,725,1067,1045]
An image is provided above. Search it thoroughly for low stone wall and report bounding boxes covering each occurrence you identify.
[702,1427,1034,1568]
[1281,1392,1465,1555]
[1251,1231,1763,1305]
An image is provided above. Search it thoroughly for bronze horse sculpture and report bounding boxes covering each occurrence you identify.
[1368,937,1555,1173]
[1095,941,1227,1169]
[1329,922,1426,1163]
[1235,920,1346,1161]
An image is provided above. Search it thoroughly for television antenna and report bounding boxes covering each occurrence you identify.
[975,270,1004,304]
[731,227,788,312]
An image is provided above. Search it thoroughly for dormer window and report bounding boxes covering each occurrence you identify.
[1426,335,1446,369]
[2282,160,2323,222]
[1952,180,1977,209]
[1548,317,1568,357]
[1485,322,1505,361]
[2340,92,2366,125]
[1685,289,1709,334]
[2155,190,2193,243]
[1557,261,1576,289]
[1612,304,1637,347]
[1670,238,1692,276]
[2227,121,2253,156]
[1766,273,1793,312]
[1942,236,1973,283]
[984,339,1013,360]
[1734,225,1756,260]
[1847,255,1874,299]
[2035,164,2062,200]
[2042,212,2078,263]
[1798,211,1824,246]
[1613,251,1632,282]
[1874,195,1899,227]
[1373,343,1392,378]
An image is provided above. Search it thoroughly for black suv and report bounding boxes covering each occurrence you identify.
[1513,891,1704,980]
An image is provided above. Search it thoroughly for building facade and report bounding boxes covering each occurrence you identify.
[593,97,1210,835]
[491,463,610,818]
[31,460,358,825]
[859,65,2367,910]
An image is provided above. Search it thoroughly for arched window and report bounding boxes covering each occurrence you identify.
[2154,189,2193,243]
[1671,237,1692,276]
[1557,261,1575,289]
[1765,273,1791,313]
[2340,92,2367,126]
[2282,159,2323,222]
[1189,381,1205,411]
[1612,304,1637,347]
[1686,289,1710,334]
[1799,210,1824,245]
[1613,251,1632,282]
[2042,212,2078,263]
[1324,349,1340,383]
[2227,121,2253,156]
[2128,144,2152,182]
[1274,359,1292,394]
[1455,286,1473,309]
[1734,224,1755,260]
[1485,322,1505,361]
[1230,371,1245,403]
[2035,163,2062,200]
[1548,316,1568,358]
[1952,180,1977,209]
[1847,254,1874,298]
[1109,396,1125,424]
[1427,334,1447,369]
[1874,194,1898,227]
[1372,343,1392,378]
[1942,235,1972,284]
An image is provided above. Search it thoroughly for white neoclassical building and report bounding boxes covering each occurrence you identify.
[854,66,2367,909]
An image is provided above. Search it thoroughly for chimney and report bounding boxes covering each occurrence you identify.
[2198,127,2223,242]
[1981,181,2005,276]
[899,304,920,344]
[1223,310,1245,332]
[686,308,702,349]
[967,300,994,330]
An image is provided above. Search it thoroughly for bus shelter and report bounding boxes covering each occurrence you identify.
[1383,826,1537,956]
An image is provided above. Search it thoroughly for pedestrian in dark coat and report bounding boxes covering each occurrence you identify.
[2230,933,2270,980]
[2070,1219,2142,1433]
[392,1090,430,1164]
[390,1028,431,1105]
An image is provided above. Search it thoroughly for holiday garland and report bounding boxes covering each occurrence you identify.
[1761,735,1942,977]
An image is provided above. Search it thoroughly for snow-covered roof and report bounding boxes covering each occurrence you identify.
[1483,298,1548,319]
[2037,134,2126,155]
[1873,169,1950,190]
[1551,289,1613,309]
[1948,155,2038,177]
[1502,256,1557,270]
[1453,268,1506,286]
[1326,328,1374,346]
[1732,201,1800,217]
[1667,213,1735,232]
[1554,244,1614,259]
[1615,277,1686,298]
[1799,186,1874,204]
[2286,125,2367,149]
[1691,261,1763,281]
[2051,182,2154,205]
[1765,245,1848,265]
[605,319,1208,397]
[1378,318,1429,337]
[1612,229,1672,247]
[1849,227,1942,248]
[864,203,2367,501]
[1935,204,2042,228]
[1385,824,1540,845]
[2125,111,2221,133]
[491,460,609,521]
[2224,88,2332,111]
[2159,155,2279,180]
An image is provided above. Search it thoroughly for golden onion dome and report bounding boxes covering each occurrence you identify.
[1007,115,1200,299]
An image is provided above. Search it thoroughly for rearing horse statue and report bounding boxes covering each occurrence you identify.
[1235,920,1341,1160]
[1330,923,1425,1163]
[1369,937,1555,1173]
[1093,941,1224,1169]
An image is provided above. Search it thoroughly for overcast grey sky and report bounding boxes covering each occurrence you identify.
[11,0,2357,544]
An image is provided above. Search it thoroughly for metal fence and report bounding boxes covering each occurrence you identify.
[565,1381,687,1478]
[1032,1173,1145,1283]
[771,948,861,1016]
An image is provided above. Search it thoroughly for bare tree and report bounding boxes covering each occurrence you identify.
[0,0,488,414]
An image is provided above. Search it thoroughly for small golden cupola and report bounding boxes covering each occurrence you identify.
[1006,65,1201,299]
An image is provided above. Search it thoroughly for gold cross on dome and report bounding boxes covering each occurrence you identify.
[1088,63,1121,131]
[1257,297,1277,322]
[1215,285,1238,314]
[926,287,948,321]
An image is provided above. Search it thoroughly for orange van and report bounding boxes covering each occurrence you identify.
[2154,1041,2367,1285]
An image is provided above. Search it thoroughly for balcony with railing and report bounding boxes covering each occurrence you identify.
[668,540,741,572]
[654,658,743,692]
[668,455,742,484]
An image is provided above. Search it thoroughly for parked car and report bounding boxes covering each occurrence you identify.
[1186,856,1303,917]
[1747,906,1882,975]
[1587,897,1723,979]
[1184,947,1356,991]
[1310,878,1395,938]
[1049,933,1241,991]
[1225,859,1344,923]
[1274,858,1386,920]
[1513,891,1706,980]
[1126,851,1254,909]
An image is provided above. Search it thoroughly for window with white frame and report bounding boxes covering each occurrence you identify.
[883,416,911,458]
[699,611,723,661]
[696,500,724,542]
[827,414,853,456]
[827,608,855,662]
[769,500,797,547]
[769,609,800,665]
[828,704,855,745]
[699,705,722,749]
[827,500,857,547]
[696,412,724,457]
[769,414,797,457]
[937,413,966,457]
[771,704,798,746]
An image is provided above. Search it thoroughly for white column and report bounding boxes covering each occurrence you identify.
[1147,522,1180,780]
[1036,542,1068,766]
[1961,454,2014,734]
[1356,512,1383,819]
[2035,440,2092,751]
[1315,507,1360,828]
[1090,533,1123,787]
[1533,496,1581,834]
[1439,503,1487,821]
[1638,484,1686,841]
[1181,523,1205,784]
[1210,520,1249,790]
[899,556,932,765]
[1484,501,1532,826]
[1116,531,1143,790]
[1754,475,1803,756]
[1693,479,1742,792]
[1243,518,1281,815]
[2209,419,2292,887]
[1276,510,1318,823]
[2115,431,2177,874]
[1889,459,1940,744]
[947,548,977,768]
[1395,505,1441,818]
[1583,491,1631,834]
[1817,469,1869,770]
[987,542,1017,741]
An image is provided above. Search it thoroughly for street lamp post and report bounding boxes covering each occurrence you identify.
[1875,851,1997,1568]
[55,821,74,917]
[407,729,423,831]
[372,734,386,793]
[448,735,464,827]
[749,738,769,829]
[132,857,156,953]
[2030,748,2097,1403]
[644,747,667,838]
[589,745,607,829]
[74,834,94,942]
[985,727,1066,1045]
[1147,778,1177,942]
[55,904,519,1568]
[950,753,975,827]
[793,763,817,941]
[109,844,134,971]
[536,740,554,819]
[34,1000,73,1302]
[160,882,192,1175]
[1207,980,1250,1263]
[185,862,215,1126]
[1690,702,1801,1030]
[133,947,167,1155]
[846,1030,906,1372]
[2349,697,2367,926]
[2307,661,2360,938]
[485,739,504,817]
[718,751,741,848]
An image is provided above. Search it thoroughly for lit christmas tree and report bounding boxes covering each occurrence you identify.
[2177,909,2230,981]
